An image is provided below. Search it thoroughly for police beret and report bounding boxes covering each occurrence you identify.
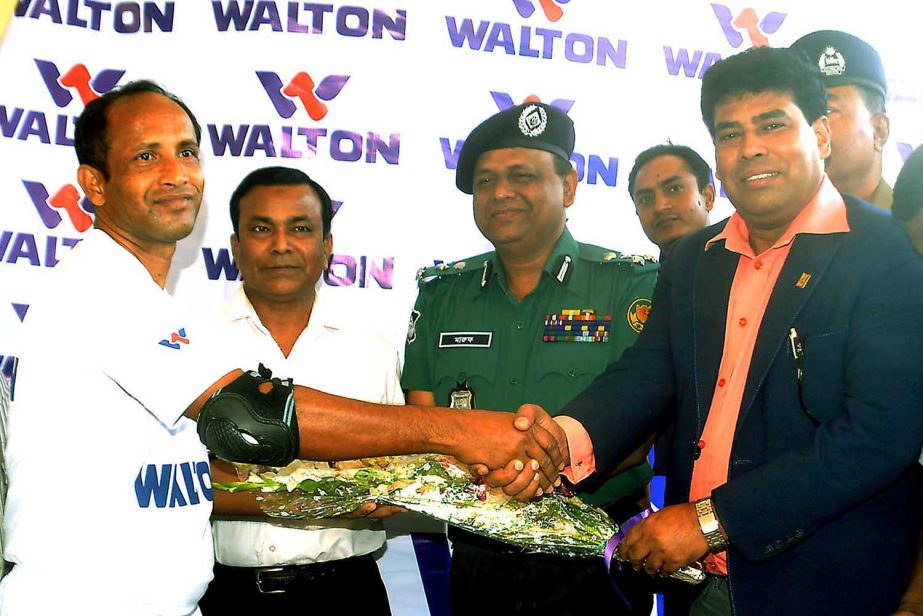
[455,102,575,194]
[790,30,887,98]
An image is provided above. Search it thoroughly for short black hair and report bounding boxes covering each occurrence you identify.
[229,166,334,237]
[892,145,923,223]
[701,46,828,138]
[74,79,201,180]
[628,143,713,199]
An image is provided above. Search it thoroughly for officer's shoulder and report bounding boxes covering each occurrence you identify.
[415,252,494,288]
[577,242,659,274]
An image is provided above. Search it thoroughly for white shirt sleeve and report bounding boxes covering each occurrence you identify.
[103,314,239,428]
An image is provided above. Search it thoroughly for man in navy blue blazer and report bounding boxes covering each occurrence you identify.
[551,46,923,615]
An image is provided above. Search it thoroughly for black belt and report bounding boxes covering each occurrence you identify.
[215,554,375,594]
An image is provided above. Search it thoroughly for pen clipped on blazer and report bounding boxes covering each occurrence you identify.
[789,327,819,426]
[788,327,805,381]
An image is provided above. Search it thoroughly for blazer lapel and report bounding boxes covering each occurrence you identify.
[737,232,845,426]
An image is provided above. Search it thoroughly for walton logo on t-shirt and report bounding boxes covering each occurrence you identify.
[159,328,189,350]
[134,460,213,508]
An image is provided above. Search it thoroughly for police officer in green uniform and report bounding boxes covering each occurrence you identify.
[402,102,657,615]
[790,30,893,210]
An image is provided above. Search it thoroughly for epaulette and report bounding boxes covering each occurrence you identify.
[415,252,494,287]
[579,243,659,274]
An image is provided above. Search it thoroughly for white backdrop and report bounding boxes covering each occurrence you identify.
[0,2,921,613]
[2,0,921,367]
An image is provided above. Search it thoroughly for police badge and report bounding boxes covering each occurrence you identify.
[449,381,475,410]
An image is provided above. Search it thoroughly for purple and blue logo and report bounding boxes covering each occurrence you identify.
[206,70,399,163]
[22,180,95,232]
[201,196,392,288]
[202,247,394,289]
[490,91,574,114]
[0,181,89,268]
[257,71,349,121]
[511,0,569,22]
[16,1,175,33]
[211,2,406,40]
[35,59,125,107]
[663,6,786,80]
[1,59,124,147]
[711,4,786,48]
[445,1,626,69]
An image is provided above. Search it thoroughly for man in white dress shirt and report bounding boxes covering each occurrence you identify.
[200,166,403,613]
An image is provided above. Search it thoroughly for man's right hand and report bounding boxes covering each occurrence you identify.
[462,404,569,500]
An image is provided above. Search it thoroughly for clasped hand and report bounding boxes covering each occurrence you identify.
[461,404,570,501]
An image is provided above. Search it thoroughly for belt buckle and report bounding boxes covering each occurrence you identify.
[255,567,292,595]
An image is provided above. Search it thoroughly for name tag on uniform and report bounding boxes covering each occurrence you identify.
[438,332,493,348]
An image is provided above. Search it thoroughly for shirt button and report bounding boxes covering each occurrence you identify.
[718,378,727,387]
[268,545,276,552]
[739,317,747,327]
[568,368,577,377]
[754,261,763,270]
[516,321,525,330]
[510,377,519,385]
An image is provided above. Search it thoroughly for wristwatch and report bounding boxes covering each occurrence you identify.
[695,497,729,552]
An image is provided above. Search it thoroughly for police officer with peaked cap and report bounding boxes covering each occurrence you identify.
[790,29,893,209]
[402,102,658,615]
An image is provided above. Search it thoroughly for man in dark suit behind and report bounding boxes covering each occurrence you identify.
[549,45,923,615]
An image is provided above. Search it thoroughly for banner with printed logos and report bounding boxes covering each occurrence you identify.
[1,2,921,614]
[2,0,921,369]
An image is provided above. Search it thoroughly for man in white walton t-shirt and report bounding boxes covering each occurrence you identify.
[199,165,408,614]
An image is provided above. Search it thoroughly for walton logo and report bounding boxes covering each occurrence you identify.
[256,71,350,120]
[22,180,94,232]
[711,4,786,48]
[512,0,569,22]
[159,328,190,350]
[35,59,124,107]
[490,91,574,114]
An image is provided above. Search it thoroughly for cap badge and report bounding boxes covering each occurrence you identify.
[518,104,548,138]
[818,46,846,77]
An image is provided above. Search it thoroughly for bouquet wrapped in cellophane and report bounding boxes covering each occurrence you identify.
[213,453,615,558]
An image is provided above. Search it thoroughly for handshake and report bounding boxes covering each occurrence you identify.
[451,404,573,502]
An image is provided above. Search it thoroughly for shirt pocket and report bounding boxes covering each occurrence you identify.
[532,339,615,399]
[432,344,500,409]
[800,329,847,423]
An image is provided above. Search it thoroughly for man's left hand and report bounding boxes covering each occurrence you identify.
[617,503,710,576]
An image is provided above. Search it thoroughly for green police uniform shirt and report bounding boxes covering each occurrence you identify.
[402,227,658,507]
